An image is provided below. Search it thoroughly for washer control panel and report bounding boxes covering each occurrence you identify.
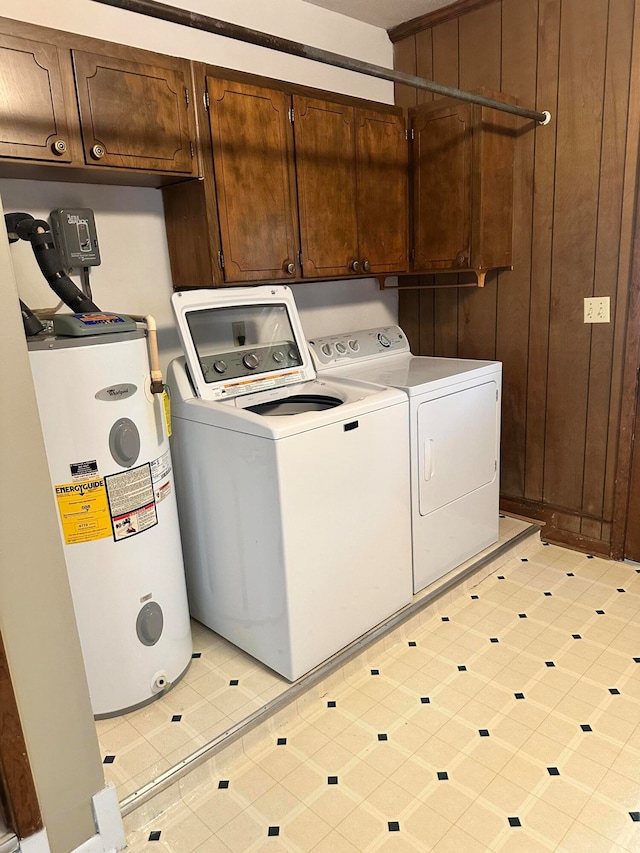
[200,341,301,382]
[308,326,409,368]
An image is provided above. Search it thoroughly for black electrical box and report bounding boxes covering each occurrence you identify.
[50,208,101,268]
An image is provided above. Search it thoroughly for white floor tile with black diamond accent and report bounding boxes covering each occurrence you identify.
[98,517,530,801]
[121,529,640,852]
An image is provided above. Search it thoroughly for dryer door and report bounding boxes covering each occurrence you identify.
[417,380,498,516]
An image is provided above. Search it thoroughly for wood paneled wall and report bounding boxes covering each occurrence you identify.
[394,0,640,555]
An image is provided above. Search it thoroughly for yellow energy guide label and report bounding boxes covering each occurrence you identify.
[55,478,112,544]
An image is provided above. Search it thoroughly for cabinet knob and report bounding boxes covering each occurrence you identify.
[91,144,106,160]
[350,260,360,273]
[455,251,467,267]
[51,139,67,155]
[362,259,371,273]
[284,261,296,275]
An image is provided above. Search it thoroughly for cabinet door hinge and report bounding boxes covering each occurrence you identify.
[496,389,499,402]
[204,91,210,110]
[297,250,303,267]
[184,87,190,106]
[218,250,225,269]
[410,247,415,261]
[189,140,195,158]
[289,106,294,123]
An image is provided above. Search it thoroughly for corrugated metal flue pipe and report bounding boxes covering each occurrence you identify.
[89,0,551,125]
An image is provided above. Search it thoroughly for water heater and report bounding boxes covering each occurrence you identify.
[28,326,192,718]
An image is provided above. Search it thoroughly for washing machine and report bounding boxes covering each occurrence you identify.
[308,326,502,594]
[168,287,413,681]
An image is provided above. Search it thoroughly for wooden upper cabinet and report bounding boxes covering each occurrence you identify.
[411,101,473,272]
[207,78,299,282]
[0,33,76,163]
[355,109,408,275]
[294,96,408,279]
[409,92,515,285]
[72,50,195,173]
[294,95,359,278]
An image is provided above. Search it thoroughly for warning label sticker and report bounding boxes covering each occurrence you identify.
[151,450,172,504]
[105,463,158,541]
[55,478,112,545]
[70,459,99,480]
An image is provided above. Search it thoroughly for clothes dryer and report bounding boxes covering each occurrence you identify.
[168,289,412,681]
[309,326,502,594]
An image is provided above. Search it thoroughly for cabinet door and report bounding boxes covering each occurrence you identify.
[294,95,358,278]
[207,78,299,282]
[72,50,194,173]
[0,33,74,163]
[411,103,472,271]
[356,109,408,274]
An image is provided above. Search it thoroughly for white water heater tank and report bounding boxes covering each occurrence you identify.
[28,328,192,718]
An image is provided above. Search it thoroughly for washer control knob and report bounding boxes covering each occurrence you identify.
[348,339,359,351]
[335,342,347,354]
[288,348,297,360]
[378,332,391,348]
[321,343,333,357]
[273,350,284,363]
[243,352,259,370]
[213,360,227,374]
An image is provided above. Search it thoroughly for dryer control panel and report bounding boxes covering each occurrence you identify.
[308,326,409,369]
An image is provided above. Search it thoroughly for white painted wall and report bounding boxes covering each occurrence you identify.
[0,0,398,369]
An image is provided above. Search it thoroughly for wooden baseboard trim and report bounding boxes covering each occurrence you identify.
[500,497,612,558]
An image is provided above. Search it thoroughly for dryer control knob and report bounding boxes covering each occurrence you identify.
[243,352,259,370]
[378,332,391,348]
[321,343,333,357]
[273,350,284,363]
[348,339,359,351]
[288,348,297,360]
[213,360,227,374]
[335,342,347,354]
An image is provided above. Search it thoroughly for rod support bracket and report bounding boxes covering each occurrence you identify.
[539,110,552,126]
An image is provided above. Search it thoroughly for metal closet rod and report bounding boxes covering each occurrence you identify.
[90,0,551,125]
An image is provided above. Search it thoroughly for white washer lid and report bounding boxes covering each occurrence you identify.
[342,354,501,395]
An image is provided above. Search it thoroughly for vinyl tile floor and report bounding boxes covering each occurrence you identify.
[99,517,529,801]
[123,532,640,852]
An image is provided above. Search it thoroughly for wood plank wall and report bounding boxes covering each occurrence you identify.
[394,0,640,555]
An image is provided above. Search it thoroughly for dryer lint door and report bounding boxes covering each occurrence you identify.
[417,380,498,516]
